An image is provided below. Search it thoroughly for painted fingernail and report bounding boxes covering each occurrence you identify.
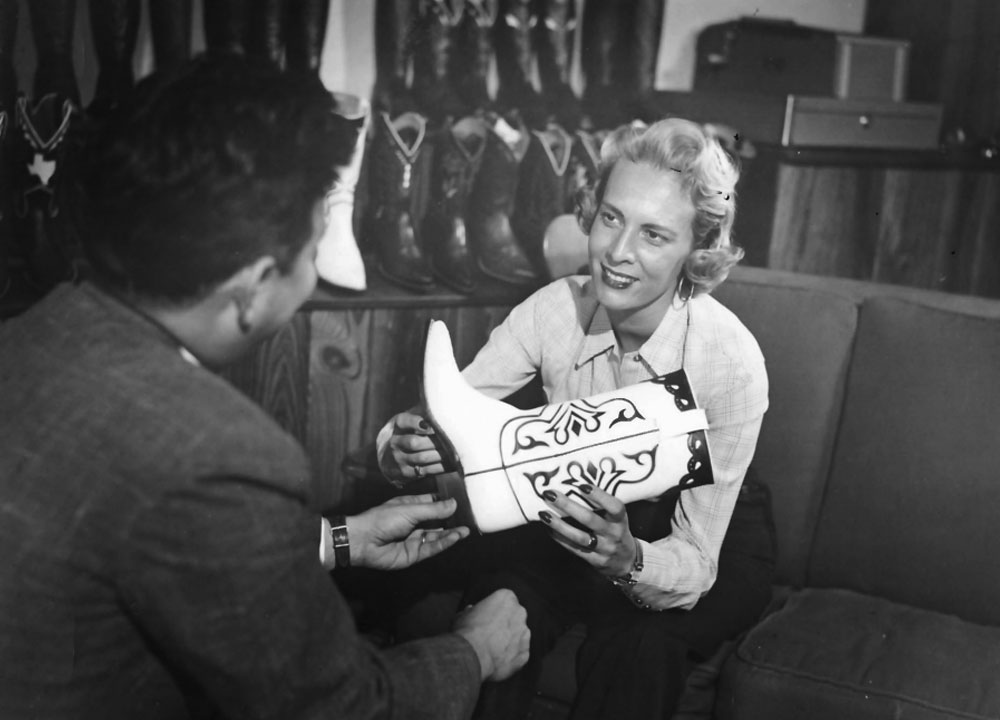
[431,492,442,502]
[538,511,552,523]
[418,420,430,430]
[580,484,594,495]
[542,490,557,502]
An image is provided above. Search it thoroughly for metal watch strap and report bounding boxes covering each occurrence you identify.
[611,538,644,587]
[330,515,351,569]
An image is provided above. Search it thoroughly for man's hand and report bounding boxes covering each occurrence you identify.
[348,493,469,570]
[453,589,530,682]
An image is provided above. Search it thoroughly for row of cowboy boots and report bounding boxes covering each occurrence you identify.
[373,0,664,132]
[354,107,606,295]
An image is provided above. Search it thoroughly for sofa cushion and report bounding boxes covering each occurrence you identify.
[809,296,1000,625]
[715,588,1000,720]
[714,274,857,586]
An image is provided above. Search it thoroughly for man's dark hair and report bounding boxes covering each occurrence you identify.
[80,53,354,304]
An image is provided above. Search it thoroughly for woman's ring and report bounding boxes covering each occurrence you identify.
[414,465,424,478]
[585,531,598,552]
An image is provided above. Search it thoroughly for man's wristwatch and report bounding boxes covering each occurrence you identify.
[329,515,351,569]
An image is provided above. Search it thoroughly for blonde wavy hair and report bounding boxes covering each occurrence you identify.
[576,118,743,295]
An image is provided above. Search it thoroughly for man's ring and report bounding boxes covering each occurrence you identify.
[585,531,598,552]
[414,465,424,478]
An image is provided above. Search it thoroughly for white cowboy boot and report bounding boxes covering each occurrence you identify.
[422,320,715,534]
[317,92,369,292]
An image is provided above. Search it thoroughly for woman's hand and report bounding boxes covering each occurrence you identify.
[538,484,637,578]
[349,493,469,570]
[379,410,447,485]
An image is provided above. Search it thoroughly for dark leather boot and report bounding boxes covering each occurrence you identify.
[149,0,192,73]
[451,0,496,112]
[493,0,543,127]
[0,108,9,297]
[411,0,467,123]
[423,116,487,294]
[564,127,602,212]
[468,113,539,286]
[580,0,624,130]
[0,0,19,113]
[368,111,435,293]
[285,0,329,75]
[372,0,417,115]
[203,0,250,55]
[246,0,286,68]
[0,0,17,295]
[12,94,82,290]
[27,0,80,106]
[511,122,573,277]
[535,0,580,130]
[630,0,664,119]
[87,0,140,118]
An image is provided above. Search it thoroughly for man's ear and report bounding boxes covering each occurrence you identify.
[221,256,279,335]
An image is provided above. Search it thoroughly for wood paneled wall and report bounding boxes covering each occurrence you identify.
[768,161,1000,298]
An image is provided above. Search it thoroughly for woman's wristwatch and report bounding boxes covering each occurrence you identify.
[610,537,644,587]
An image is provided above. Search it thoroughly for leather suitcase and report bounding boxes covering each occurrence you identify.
[782,95,943,149]
[694,17,838,96]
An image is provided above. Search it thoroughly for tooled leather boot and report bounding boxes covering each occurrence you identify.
[422,319,714,534]
[246,0,287,68]
[0,0,16,115]
[451,0,497,112]
[12,94,81,290]
[536,0,580,131]
[0,0,16,295]
[411,0,467,123]
[87,0,140,118]
[580,0,624,130]
[564,127,602,212]
[27,0,80,106]
[511,122,573,278]
[149,0,192,73]
[423,116,487,295]
[372,0,417,115]
[467,113,539,286]
[368,110,435,293]
[493,0,543,127]
[317,92,370,292]
[285,0,329,75]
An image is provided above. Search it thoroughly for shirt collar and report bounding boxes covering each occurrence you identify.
[575,303,617,369]
[573,293,692,375]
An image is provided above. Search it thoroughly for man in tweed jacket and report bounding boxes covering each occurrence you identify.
[0,54,528,720]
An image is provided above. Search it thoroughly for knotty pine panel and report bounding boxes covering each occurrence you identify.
[873,169,964,291]
[221,313,310,445]
[768,164,881,281]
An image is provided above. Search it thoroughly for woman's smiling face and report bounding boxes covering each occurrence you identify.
[588,159,696,335]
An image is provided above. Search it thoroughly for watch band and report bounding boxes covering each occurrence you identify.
[329,515,351,569]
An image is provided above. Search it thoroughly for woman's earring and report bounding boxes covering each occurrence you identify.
[678,275,693,302]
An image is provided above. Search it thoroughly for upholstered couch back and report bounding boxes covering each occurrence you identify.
[717,266,1000,624]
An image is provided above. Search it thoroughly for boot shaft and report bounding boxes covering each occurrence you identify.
[512,123,573,271]
[370,111,427,215]
[469,115,528,216]
[451,0,497,110]
[149,0,193,73]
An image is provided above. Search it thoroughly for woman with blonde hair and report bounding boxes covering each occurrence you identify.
[381,117,776,719]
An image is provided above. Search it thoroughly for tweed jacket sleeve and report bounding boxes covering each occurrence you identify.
[119,471,480,720]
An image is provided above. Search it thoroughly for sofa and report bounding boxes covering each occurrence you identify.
[524,264,1000,720]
